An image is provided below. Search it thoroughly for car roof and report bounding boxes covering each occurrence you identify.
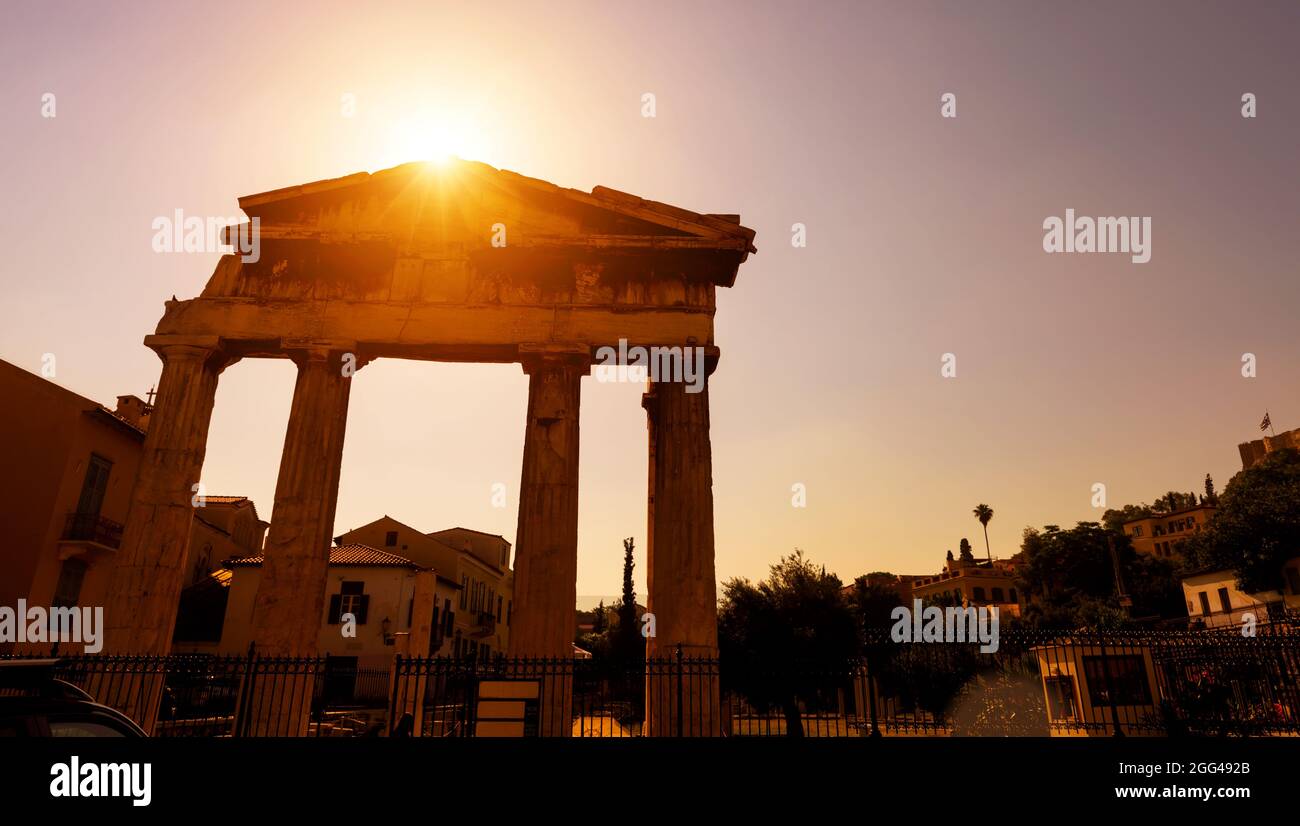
[0,696,148,736]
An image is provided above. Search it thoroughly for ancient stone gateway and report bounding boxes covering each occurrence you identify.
[101,160,755,735]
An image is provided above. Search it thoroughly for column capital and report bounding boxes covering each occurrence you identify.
[517,343,591,375]
[279,338,370,373]
[144,334,239,371]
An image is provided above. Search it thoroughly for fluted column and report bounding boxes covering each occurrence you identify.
[243,345,354,736]
[644,362,721,736]
[250,346,355,655]
[508,346,587,736]
[98,337,230,734]
[103,338,230,655]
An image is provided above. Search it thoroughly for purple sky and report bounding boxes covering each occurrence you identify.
[3,1,1298,598]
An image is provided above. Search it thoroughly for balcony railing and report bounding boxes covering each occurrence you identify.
[61,512,124,549]
[469,610,496,638]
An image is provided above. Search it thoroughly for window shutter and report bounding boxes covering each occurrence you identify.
[356,594,370,625]
[327,594,342,624]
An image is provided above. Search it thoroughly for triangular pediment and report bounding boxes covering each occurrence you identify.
[234,159,755,255]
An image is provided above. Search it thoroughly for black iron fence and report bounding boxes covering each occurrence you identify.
[4,628,1297,737]
[859,627,1300,737]
[1,652,393,737]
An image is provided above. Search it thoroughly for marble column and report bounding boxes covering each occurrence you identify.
[644,364,722,736]
[507,347,587,736]
[100,337,231,732]
[244,345,355,736]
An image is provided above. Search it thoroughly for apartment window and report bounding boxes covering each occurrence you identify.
[497,595,503,623]
[460,576,468,609]
[1008,589,1017,604]
[385,531,398,547]
[507,600,512,626]
[1217,587,1231,613]
[442,599,454,636]
[1197,592,1211,616]
[1082,655,1151,706]
[327,581,369,624]
[972,587,986,602]
[76,454,113,518]
[52,559,88,608]
[991,587,1004,603]
[1131,526,1143,537]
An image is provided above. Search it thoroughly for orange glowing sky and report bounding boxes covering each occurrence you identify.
[3,1,1299,600]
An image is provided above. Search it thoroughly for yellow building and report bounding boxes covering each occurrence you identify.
[0,359,265,655]
[908,552,1024,617]
[335,516,513,658]
[1034,639,1163,737]
[1181,560,1300,629]
[0,360,147,625]
[196,544,436,670]
[1121,504,1215,561]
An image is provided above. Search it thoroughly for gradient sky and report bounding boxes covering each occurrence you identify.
[3,1,1298,601]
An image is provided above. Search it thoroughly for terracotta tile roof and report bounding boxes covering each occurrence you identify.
[200,495,264,523]
[226,544,418,569]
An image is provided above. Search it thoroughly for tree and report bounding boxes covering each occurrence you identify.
[717,550,859,737]
[1203,473,1218,506]
[958,537,975,562]
[1182,449,1300,593]
[1153,490,1197,513]
[848,574,905,629]
[612,537,643,664]
[973,504,994,562]
[1017,522,1182,628]
[1102,503,1154,533]
[592,599,607,634]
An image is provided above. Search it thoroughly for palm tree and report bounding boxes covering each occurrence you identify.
[973,504,994,563]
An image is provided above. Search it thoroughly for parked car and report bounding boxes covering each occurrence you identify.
[0,659,147,737]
